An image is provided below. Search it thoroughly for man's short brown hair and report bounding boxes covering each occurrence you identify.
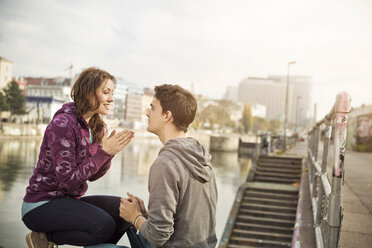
[154,84,197,132]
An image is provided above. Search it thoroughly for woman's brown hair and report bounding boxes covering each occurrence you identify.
[70,67,116,143]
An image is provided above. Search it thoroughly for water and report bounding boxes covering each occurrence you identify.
[0,136,251,248]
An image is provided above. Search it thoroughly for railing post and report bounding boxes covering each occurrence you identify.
[315,125,332,225]
[327,92,351,248]
[312,126,320,196]
[255,131,260,161]
[308,129,315,187]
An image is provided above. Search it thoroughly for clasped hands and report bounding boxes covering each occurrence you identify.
[120,192,148,225]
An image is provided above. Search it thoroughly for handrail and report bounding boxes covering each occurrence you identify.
[306,91,351,248]
[315,91,352,127]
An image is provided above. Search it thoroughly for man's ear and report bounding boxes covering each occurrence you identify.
[164,110,173,122]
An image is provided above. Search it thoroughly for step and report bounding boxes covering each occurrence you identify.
[229,236,291,247]
[259,156,302,163]
[238,209,296,220]
[227,245,263,248]
[244,190,298,201]
[242,196,298,207]
[254,171,301,179]
[240,202,297,213]
[232,229,293,242]
[258,158,301,163]
[245,185,299,195]
[257,162,301,169]
[234,222,293,234]
[259,155,302,161]
[256,167,301,174]
[254,176,300,184]
[236,215,294,227]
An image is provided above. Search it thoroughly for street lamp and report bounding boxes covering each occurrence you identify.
[283,61,296,151]
[295,96,302,133]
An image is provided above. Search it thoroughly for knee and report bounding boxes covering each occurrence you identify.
[88,217,116,245]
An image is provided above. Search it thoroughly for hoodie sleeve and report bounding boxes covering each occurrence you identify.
[88,148,113,182]
[140,154,180,247]
[48,114,113,195]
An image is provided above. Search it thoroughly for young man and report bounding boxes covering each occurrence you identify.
[120,84,218,248]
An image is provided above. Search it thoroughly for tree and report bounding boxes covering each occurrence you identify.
[0,91,9,121]
[192,98,236,131]
[269,119,281,134]
[4,81,27,116]
[252,116,269,132]
[0,91,9,112]
[241,104,253,133]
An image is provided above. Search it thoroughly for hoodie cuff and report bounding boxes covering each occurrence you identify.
[91,148,114,167]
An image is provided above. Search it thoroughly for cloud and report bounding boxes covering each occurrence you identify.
[0,0,371,119]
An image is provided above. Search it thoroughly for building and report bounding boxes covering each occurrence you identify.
[224,86,238,103]
[123,81,143,123]
[347,104,372,152]
[238,77,295,121]
[25,77,71,102]
[14,76,27,94]
[268,75,313,128]
[251,103,267,118]
[24,77,71,123]
[113,79,129,120]
[142,87,154,123]
[25,77,71,101]
[25,96,65,123]
[0,57,13,89]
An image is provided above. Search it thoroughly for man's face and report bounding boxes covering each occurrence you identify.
[146,97,165,135]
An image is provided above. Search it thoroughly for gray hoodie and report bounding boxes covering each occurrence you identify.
[140,137,218,248]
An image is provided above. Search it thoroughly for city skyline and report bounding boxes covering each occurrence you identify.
[1,0,371,120]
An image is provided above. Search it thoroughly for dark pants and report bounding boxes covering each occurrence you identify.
[127,228,152,248]
[22,196,131,246]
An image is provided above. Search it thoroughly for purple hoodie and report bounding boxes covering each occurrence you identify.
[24,102,113,203]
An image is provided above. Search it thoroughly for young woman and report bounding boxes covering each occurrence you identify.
[22,67,134,248]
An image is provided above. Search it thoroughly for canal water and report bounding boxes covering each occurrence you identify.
[0,136,251,248]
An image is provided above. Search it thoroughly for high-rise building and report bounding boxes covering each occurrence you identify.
[238,77,295,121]
[113,79,129,120]
[268,75,313,127]
[224,86,238,103]
[0,57,13,89]
[124,82,143,122]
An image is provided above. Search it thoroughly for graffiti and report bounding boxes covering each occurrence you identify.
[356,114,372,152]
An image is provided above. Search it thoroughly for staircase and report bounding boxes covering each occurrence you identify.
[219,155,303,248]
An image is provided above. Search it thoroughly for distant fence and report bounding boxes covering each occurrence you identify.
[307,91,351,248]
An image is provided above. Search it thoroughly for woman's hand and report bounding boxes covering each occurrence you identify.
[102,129,134,155]
[120,192,142,224]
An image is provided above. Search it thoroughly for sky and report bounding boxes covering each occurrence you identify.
[0,0,371,120]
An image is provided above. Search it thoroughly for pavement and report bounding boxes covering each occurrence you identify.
[286,141,372,248]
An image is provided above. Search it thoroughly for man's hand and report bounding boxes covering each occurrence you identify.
[119,192,142,224]
[135,195,149,219]
[102,129,134,156]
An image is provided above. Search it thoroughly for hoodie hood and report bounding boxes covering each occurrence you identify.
[159,137,213,183]
[54,102,88,129]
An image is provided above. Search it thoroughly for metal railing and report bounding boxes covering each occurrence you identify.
[307,91,351,248]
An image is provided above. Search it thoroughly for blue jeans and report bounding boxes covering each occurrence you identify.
[127,227,152,248]
[22,196,131,246]
[86,228,151,248]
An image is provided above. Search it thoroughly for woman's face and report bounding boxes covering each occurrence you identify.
[94,79,115,115]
